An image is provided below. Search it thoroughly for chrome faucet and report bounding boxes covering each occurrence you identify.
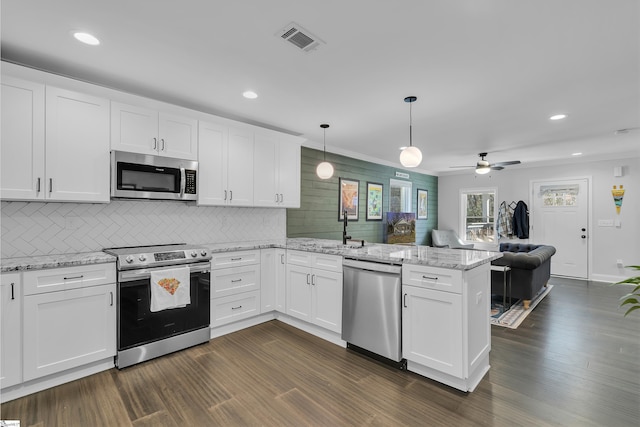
[343,209,351,245]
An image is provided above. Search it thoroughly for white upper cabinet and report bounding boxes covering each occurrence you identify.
[198,121,254,206]
[1,76,45,200]
[253,131,301,208]
[1,78,110,203]
[111,102,197,160]
[46,87,110,202]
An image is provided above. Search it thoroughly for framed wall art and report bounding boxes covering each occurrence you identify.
[366,182,384,221]
[417,188,428,219]
[339,178,359,221]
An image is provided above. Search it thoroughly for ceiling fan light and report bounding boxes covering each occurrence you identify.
[475,166,491,175]
[400,146,422,168]
[316,161,334,179]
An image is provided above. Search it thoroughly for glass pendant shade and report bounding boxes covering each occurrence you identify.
[399,96,423,168]
[316,161,334,179]
[316,123,334,179]
[400,146,423,168]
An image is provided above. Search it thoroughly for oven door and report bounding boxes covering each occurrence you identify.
[117,262,210,351]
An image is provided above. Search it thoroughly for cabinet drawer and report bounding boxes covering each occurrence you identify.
[211,290,260,327]
[23,263,116,295]
[287,250,342,272]
[211,250,260,269]
[402,264,462,294]
[211,265,260,298]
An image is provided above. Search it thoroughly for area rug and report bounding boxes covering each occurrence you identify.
[491,285,553,329]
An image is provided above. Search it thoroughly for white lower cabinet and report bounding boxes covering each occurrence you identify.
[260,248,286,313]
[1,273,22,389]
[402,263,491,392]
[210,250,261,327]
[285,250,343,334]
[23,268,116,381]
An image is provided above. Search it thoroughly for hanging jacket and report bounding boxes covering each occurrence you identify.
[497,201,513,238]
[513,200,529,239]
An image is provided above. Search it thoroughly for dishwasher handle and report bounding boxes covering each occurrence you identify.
[343,258,401,274]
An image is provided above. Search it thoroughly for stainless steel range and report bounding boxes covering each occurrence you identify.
[104,243,211,368]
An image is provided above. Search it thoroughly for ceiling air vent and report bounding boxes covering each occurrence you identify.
[276,22,325,53]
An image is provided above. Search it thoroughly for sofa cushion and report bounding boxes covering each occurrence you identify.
[491,243,556,270]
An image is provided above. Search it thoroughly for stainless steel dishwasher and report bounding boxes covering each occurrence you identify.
[342,258,405,368]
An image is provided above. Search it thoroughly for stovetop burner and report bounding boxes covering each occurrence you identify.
[103,243,211,270]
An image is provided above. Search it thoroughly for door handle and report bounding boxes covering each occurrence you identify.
[161,139,166,151]
[110,292,114,306]
[230,190,233,201]
[311,274,316,285]
[275,194,279,203]
[403,293,407,308]
[49,178,53,194]
[306,274,310,285]
[37,177,41,193]
[179,167,186,198]
[11,282,15,300]
[280,254,285,264]
[581,235,586,239]
[224,190,227,201]
[153,137,157,150]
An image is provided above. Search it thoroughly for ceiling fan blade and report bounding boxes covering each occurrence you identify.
[449,166,475,168]
[491,160,521,167]
[490,166,505,171]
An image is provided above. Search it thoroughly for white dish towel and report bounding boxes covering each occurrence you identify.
[149,266,191,312]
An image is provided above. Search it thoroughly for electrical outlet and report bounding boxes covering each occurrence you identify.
[617,259,624,267]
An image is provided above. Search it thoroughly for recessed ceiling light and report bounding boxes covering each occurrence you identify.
[73,32,100,46]
[549,114,567,121]
[243,91,258,99]
[572,152,583,156]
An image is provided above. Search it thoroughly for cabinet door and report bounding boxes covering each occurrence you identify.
[311,269,342,333]
[402,285,463,377]
[253,132,278,207]
[286,264,312,322]
[46,87,110,202]
[198,120,228,206]
[1,76,46,200]
[261,248,287,313]
[226,127,254,206]
[277,140,301,208]
[1,273,22,389]
[275,249,287,313]
[110,102,159,155]
[158,111,197,160]
[23,283,116,381]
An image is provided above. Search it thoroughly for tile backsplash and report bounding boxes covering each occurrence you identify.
[1,200,286,258]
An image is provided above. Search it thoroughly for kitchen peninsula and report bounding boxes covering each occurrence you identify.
[1,238,501,401]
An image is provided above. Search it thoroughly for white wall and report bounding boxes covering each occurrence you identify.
[438,156,639,282]
[1,200,286,258]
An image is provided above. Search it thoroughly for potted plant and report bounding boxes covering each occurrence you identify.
[616,265,640,316]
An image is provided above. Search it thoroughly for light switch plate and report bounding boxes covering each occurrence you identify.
[598,219,614,227]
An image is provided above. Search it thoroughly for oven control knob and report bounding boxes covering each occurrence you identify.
[191,251,198,257]
[201,250,207,257]
[139,254,147,262]
[125,255,134,264]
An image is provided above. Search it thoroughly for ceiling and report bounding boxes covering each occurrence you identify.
[2,0,639,175]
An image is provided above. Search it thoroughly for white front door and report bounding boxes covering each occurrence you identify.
[531,178,589,279]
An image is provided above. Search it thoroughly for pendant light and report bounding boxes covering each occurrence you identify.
[316,124,334,179]
[399,96,423,168]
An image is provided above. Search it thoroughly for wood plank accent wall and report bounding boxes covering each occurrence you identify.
[287,147,438,245]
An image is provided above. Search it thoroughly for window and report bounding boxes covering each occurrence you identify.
[540,184,579,207]
[460,188,497,244]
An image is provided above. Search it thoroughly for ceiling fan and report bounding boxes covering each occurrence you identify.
[450,152,521,174]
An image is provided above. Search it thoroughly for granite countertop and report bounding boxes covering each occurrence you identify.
[1,238,501,272]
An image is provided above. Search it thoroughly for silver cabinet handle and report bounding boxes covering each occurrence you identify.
[110,291,114,306]
[224,190,227,201]
[280,194,284,203]
[49,178,53,193]
[306,274,310,285]
[403,293,407,308]
[311,274,316,285]
[422,275,438,281]
[161,138,166,151]
[37,177,41,193]
[230,190,233,201]
[280,254,285,264]
[232,305,242,310]
[11,283,15,300]
[275,193,278,203]
[153,137,157,150]
[231,278,242,283]
[231,257,242,261]
[63,275,84,280]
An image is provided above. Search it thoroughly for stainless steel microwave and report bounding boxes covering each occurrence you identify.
[111,151,198,201]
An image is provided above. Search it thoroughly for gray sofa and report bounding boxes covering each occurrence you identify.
[491,243,556,309]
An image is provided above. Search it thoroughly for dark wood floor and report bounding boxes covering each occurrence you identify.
[2,277,639,426]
